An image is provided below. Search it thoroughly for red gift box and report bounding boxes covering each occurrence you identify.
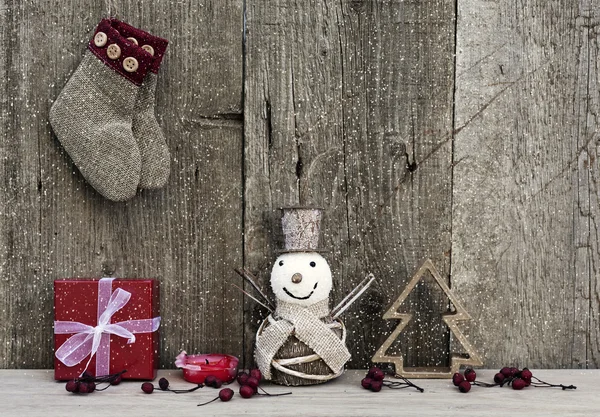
[54,278,160,380]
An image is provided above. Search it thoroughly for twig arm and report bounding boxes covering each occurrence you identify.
[233,267,276,310]
[331,273,376,319]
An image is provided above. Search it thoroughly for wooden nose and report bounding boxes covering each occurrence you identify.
[291,273,303,284]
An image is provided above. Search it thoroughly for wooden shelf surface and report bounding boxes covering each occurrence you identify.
[1,369,597,416]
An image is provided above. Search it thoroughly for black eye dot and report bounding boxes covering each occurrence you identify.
[310,261,316,267]
[279,260,284,266]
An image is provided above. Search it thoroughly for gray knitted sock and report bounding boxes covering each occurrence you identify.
[110,19,170,189]
[133,73,170,189]
[50,19,153,201]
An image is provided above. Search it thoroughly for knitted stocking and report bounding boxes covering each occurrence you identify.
[110,19,170,189]
[50,19,153,201]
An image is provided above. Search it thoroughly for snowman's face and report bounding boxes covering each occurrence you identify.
[270,252,332,307]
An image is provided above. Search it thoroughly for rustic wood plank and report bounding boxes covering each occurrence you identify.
[0,369,596,416]
[586,2,600,367]
[452,0,597,367]
[0,0,244,368]
[0,0,85,369]
[244,0,455,369]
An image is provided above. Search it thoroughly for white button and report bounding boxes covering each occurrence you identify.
[123,57,139,72]
[127,37,138,45]
[141,44,154,56]
[106,44,121,60]
[94,32,107,47]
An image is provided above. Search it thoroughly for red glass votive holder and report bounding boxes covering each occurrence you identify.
[178,353,239,384]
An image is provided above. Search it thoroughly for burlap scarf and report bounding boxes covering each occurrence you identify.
[255,298,351,379]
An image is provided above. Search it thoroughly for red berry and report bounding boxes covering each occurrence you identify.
[361,377,373,389]
[494,373,505,384]
[512,378,527,390]
[219,388,234,402]
[205,375,217,387]
[111,374,122,385]
[158,377,170,391]
[237,372,249,385]
[367,367,381,378]
[523,377,531,387]
[246,376,260,392]
[78,381,95,394]
[371,369,385,381]
[239,385,255,398]
[370,380,383,392]
[250,369,262,382]
[141,382,154,394]
[452,373,465,386]
[65,380,79,393]
[509,367,519,377]
[521,368,533,380]
[458,380,471,393]
[464,368,476,382]
[500,367,511,377]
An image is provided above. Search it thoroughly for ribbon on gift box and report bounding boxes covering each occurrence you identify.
[54,277,161,376]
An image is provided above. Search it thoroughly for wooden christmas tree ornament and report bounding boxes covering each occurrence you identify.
[371,259,482,379]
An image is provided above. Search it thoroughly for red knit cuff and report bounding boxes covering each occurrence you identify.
[88,19,152,86]
[109,19,168,74]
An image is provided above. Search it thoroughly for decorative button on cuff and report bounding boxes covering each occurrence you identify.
[106,44,121,60]
[123,57,139,72]
[94,32,108,47]
[127,37,138,45]
[141,44,155,56]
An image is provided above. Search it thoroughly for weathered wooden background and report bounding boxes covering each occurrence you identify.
[0,0,597,370]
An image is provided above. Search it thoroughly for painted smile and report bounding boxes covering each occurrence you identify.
[283,282,319,300]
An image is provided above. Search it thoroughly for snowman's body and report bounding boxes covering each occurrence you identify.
[255,252,350,386]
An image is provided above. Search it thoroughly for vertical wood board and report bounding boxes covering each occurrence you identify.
[244,0,455,368]
[452,0,598,368]
[0,0,244,368]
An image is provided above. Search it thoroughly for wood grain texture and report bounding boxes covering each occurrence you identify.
[0,0,49,369]
[452,0,598,368]
[0,0,244,368]
[0,369,597,416]
[587,2,600,367]
[1,0,599,372]
[244,0,455,369]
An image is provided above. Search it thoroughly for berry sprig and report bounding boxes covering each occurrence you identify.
[493,366,528,389]
[453,367,510,393]
[197,388,235,406]
[141,377,203,394]
[452,369,483,393]
[235,369,292,400]
[65,370,127,394]
[361,367,424,393]
[453,367,576,393]
[197,372,244,406]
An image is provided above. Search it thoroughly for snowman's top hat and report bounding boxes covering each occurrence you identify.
[277,206,328,253]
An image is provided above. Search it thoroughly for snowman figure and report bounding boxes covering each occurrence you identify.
[250,207,372,386]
